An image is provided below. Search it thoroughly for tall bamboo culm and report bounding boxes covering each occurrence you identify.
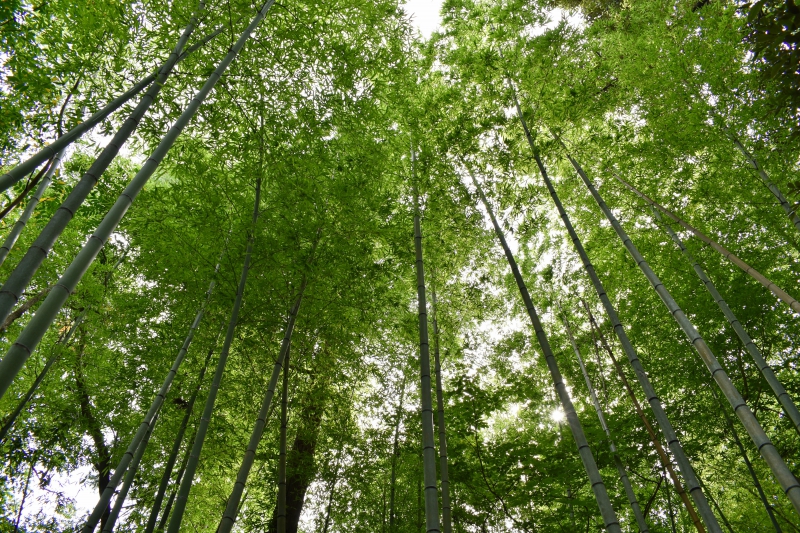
[718,120,800,234]
[142,340,217,533]
[0,250,126,442]
[431,291,452,533]
[468,167,622,533]
[565,149,800,518]
[580,298,706,533]
[557,303,649,533]
[166,176,263,533]
[0,0,277,401]
[611,172,800,314]
[508,85,715,531]
[217,283,306,533]
[0,0,208,331]
[0,149,65,267]
[276,346,291,533]
[102,413,159,533]
[412,147,441,533]
[651,207,800,437]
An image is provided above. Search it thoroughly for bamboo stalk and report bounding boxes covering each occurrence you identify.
[468,166,621,533]
[412,146,441,533]
[610,171,800,314]
[0,149,65,267]
[277,345,291,533]
[581,297,706,533]
[431,290,452,533]
[652,206,800,438]
[557,302,650,533]
[166,176,263,533]
[566,149,800,518]
[0,17,226,194]
[0,1,209,330]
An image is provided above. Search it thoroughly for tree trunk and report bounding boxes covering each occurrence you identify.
[609,170,800,314]
[558,302,649,533]
[75,341,113,532]
[0,149,64,266]
[565,148,800,518]
[431,291,452,533]
[0,0,277,399]
[468,166,621,533]
[412,149,442,533]
[652,207,800,438]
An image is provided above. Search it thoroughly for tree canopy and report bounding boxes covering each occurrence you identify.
[1,0,800,532]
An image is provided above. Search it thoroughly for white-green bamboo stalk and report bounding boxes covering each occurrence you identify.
[0,1,209,332]
[102,412,159,533]
[468,167,622,533]
[535,128,716,533]
[430,290,452,533]
[276,345,291,533]
[567,151,800,518]
[412,149,442,533]
[581,298,707,533]
[557,302,649,533]
[217,283,306,533]
[611,171,800,314]
[0,250,125,441]
[652,207,800,437]
[389,378,406,533]
[507,82,712,529]
[0,149,65,267]
[0,16,227,194]
[166,176,263,533]
[0,0,277,400]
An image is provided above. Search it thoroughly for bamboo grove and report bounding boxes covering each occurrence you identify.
[1,0,799,531]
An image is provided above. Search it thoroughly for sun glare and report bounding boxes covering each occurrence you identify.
[551,408,565,423]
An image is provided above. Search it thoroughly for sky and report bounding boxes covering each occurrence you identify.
[404,0,445,38]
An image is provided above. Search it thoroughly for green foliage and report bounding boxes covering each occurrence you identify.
[2,0,800,531]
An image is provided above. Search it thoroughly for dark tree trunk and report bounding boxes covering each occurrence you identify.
[74,340,112,531]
